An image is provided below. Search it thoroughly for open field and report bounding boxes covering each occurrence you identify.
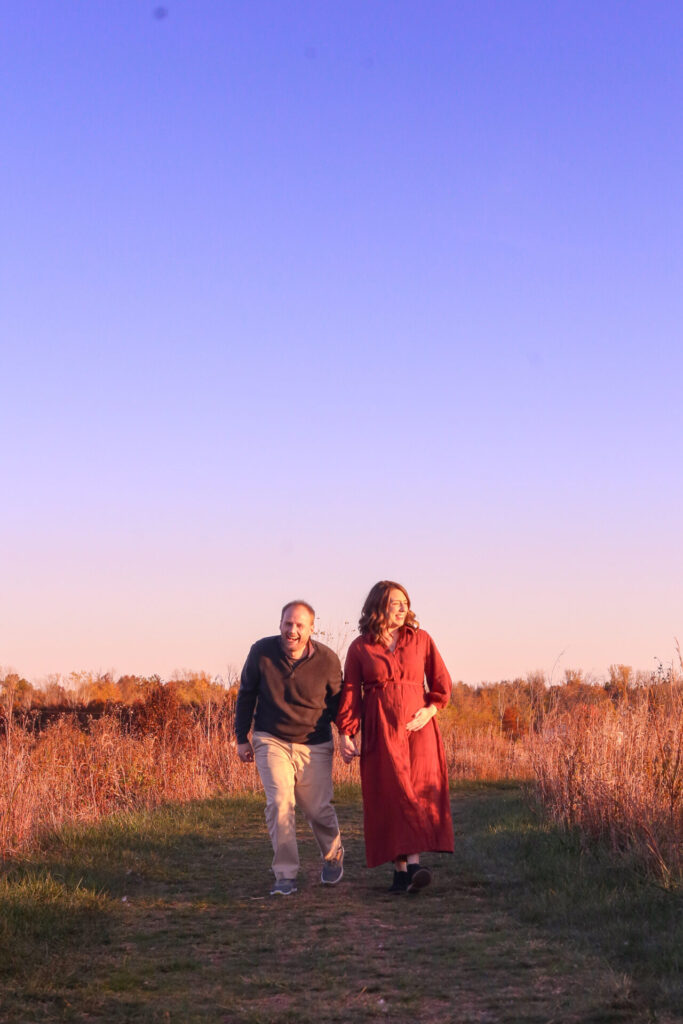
[1,783,681,1024]
[0,690,528,860]
[2,676,681,885]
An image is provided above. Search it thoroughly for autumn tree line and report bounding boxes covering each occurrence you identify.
[1,661,679,739]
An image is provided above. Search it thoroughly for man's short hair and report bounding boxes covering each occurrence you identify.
[280,600,315,622]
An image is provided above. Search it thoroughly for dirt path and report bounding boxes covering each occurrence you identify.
[1,786,679,1023]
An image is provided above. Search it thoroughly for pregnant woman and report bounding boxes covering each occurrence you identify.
[337,580,454,893]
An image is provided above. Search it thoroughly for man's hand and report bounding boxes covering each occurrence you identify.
[237,741,254,763]
[406,705,437,732]
[338,733,360,764]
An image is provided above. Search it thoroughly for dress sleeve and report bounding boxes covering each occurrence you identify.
[335,641,363,736]
[424,632,452,709]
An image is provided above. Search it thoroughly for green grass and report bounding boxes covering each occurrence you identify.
[0,783,680,1023]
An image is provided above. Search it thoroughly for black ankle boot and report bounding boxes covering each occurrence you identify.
[407,863,432,893]
[388,869,409,894]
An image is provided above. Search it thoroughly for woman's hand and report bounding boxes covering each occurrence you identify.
[406,705,437,732]
[339,733,360,764]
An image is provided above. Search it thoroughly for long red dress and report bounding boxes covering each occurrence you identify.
[336,627,454,868]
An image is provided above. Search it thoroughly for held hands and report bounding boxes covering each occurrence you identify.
[406,704,437,732]
[339,733,360,764]
[237,741,254,764]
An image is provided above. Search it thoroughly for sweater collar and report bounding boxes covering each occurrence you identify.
[280,637,315,665]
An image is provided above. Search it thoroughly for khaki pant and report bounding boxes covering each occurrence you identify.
[252,731,342,880]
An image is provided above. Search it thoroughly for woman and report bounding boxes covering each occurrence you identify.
[337,581,454,893]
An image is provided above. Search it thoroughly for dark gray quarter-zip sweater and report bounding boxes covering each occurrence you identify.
[234,636,342,745]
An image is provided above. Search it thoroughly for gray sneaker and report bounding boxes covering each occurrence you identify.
[270,878,297,896]
[321,846,344,885]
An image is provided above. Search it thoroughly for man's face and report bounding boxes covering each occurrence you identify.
[280,604,315,658]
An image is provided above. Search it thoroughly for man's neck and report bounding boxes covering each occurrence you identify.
[282,639,311,662]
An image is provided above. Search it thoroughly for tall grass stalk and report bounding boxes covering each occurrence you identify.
[0,713,262,858]
[529,691,683,882]
[9,688,680,879]
[0,706,529,858]
[442,723,531,781]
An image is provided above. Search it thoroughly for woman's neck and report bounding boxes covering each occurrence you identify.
[383,627,400,651]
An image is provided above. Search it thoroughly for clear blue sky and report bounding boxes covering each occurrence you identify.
[2,1,682,685]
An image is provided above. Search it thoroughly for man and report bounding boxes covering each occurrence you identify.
[235,600,344,896]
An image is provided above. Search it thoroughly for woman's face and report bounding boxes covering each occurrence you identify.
[385,588,409,631]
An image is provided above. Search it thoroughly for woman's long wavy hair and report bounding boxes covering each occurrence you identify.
[358,580,419,644]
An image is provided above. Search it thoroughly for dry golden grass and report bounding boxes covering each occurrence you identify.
[0,709,260,858]
[529,689,683,882]
[4,681,681,884]
[441,722,531,781]
[0,701,526,859]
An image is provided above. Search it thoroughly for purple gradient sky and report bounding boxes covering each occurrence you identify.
[2,1,682,686]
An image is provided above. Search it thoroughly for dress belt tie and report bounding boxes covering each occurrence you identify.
[363,678,425,690]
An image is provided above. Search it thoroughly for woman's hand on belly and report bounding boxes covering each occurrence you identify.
[405,705,437,732]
